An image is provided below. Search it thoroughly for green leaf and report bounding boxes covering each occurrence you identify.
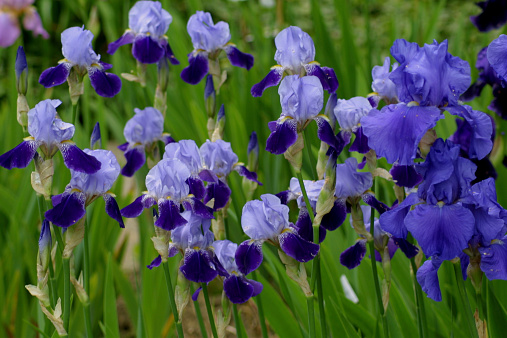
[103,253,120,338]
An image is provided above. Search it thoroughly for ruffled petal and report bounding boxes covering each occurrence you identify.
[265,119,298,155]
[155,199,187,231]
[224,45,254,70]
[181,52,209,85]
[58,142,101,174]
[180,249,218,283]
[340,239,367,269]
[103,194,125,228]
[45,192,86,228]
[405,204,475,260]
[235,240,263,275]
[279,231,320,263]
[88,68,122,98]
[39,63,71,88]
[251,67,284,97]
[0,140,38,169]
[223,275,254,304]
[120,145,146,177]
[107,31,135,54]
[132,35,164,64]
[417,259,443,301]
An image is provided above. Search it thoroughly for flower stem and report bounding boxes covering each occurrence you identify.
[83,216,93,337]
[71,102,79,127]
[410,257,427,338]
[162,262,184,337]
[251,271,268,338]
[62,257,71,333]
[453,262,479,338]
[190,284,208,338]
[37,194,57,307]
[201,283,218,338]
[303,129,316,179]
[232,304,244,338]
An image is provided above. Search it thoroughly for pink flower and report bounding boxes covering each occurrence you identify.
[0,0,48,47]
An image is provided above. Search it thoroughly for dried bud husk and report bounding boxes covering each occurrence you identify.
[474,310,488,338]
[68,69,84,105]
[174,269,190,320]
[314,152,337,227]
[211,104,225,142]
[151,233,171,262]
[17,94,29,130]
[284,132,304,173]
[71,273,89,305]
[365,149,377,172]
[155,57,169,116]
[278,250,312,297]
[41,298,67,336]
[121,61,147,86]
[419,129,437,159]
[393,185,405,204]
[350,203,373,241]
[212,209,227,241]
[32,156,54,200]
[381,245,391,312]
[217,293,232,338]
[63,217,86,259]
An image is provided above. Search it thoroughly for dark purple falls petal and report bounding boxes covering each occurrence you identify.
[0,140,38,169]
[479,235,507,280]
[132,35,164,64]
[320,199,347,231]
[251,67,284,97]
[121,145,146,177]
[417,259,443,301]
[340,239,367,269]
[88,68,122,98]
[180,249,218,283]
[379,192,419,239]
[58,142,101,174]
[223,275,255,304]
[118,142,129,152]
[121,195,144,218]
[224,45,254,70]
[103,194,125,228]
[294,208,326,243]
[279,231,319,263]
[204,180,231,211]
[275,190,290,205]
[234,165,262,185]
[305,64,339,93]
[186,176,205,200]
[266,119,298,155]
[39,63,71,88]
[107,31,135,55]
[192,287,202,301]
[470,0,507,32]
[362,193,390,215]
[45,192,86,228]
[235,240,263,275]
[162,40,180,65]
[390,164,423,188]
[181,52,209,85]
[393,237,419,259]
[316,116,340,151]
[349,127,370,154]
[155,199,187,231]
[182,198,214,219]
[147,255,162,270]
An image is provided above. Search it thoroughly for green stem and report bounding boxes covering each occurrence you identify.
[453,262,479,338]
[315,260,327,337]
[71,102,79,127]
[252,271,268,338]
[162,262,184,337]
[232,304,243,338]
[410,258,426,338]
[190,284,207,338]
[62,257,71,333]
[83,216,93,337]
[477,290,484,320]
[201,283,218,338]
[306,296,316,338]
[303,130,316,179]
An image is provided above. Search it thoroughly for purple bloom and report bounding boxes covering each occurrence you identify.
[235,194,319,275]
[370,57,398,104]
[251,26,338,96]
[39,26,121,98]
[15,46,28,95]
[107,1,179,65]
[164,139,204,176]
[181,11,253,85]
[119,107,173,177]
[334,96,373,154]
[0,99,101,174]
[0,0,48,47]
[213,240,263,304]
[45,149,124,228]
[471,0,507,32]
[287,177,324,210]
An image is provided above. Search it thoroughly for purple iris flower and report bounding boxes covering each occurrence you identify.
[266,75,338,155]
[39,26,121,98]
[362,39,492,166]
[118,107,174,177]
[340,206,418,269]
[168,211,219,283]
[234,194,320,275]
[471,0,507,32]
[45,149,124,228]
[0,99,100,173]
[200,139,261,211]
[0,0,49,47]
[369,56,399,106]
[334,96,374,154]
[251,26,338,97]
[213,240,263,304]
[121,158,213,231]
[107,1,178,65]
[181,11,254,85]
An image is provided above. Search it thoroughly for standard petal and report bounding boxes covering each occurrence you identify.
[103,194,125,228]
[251,67,284,97]
[224,45,254,70]
[479,236,507,280]
[155,199,187,231]
[279,231,320,263]
[223,275,254,304]
[132,35,164,64]
[88,68,122,98]
[180,249,218,283]
[265,119,298,155]
[340,240,367,269]
[361,104,443,165]
[235,240,264,275]
[39,63,71,88]
[390,164,423,188]
[120,195,145,218]
[405,204,475,260]
[0,140,38,169]
[45,192,86,228]
[181,52,209,85]
[107,31,135,55]
[417,259,443,301]
[58,142,101,174]
[234,165,262,185]
[203,180,231,211]
[121,146,146,177]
